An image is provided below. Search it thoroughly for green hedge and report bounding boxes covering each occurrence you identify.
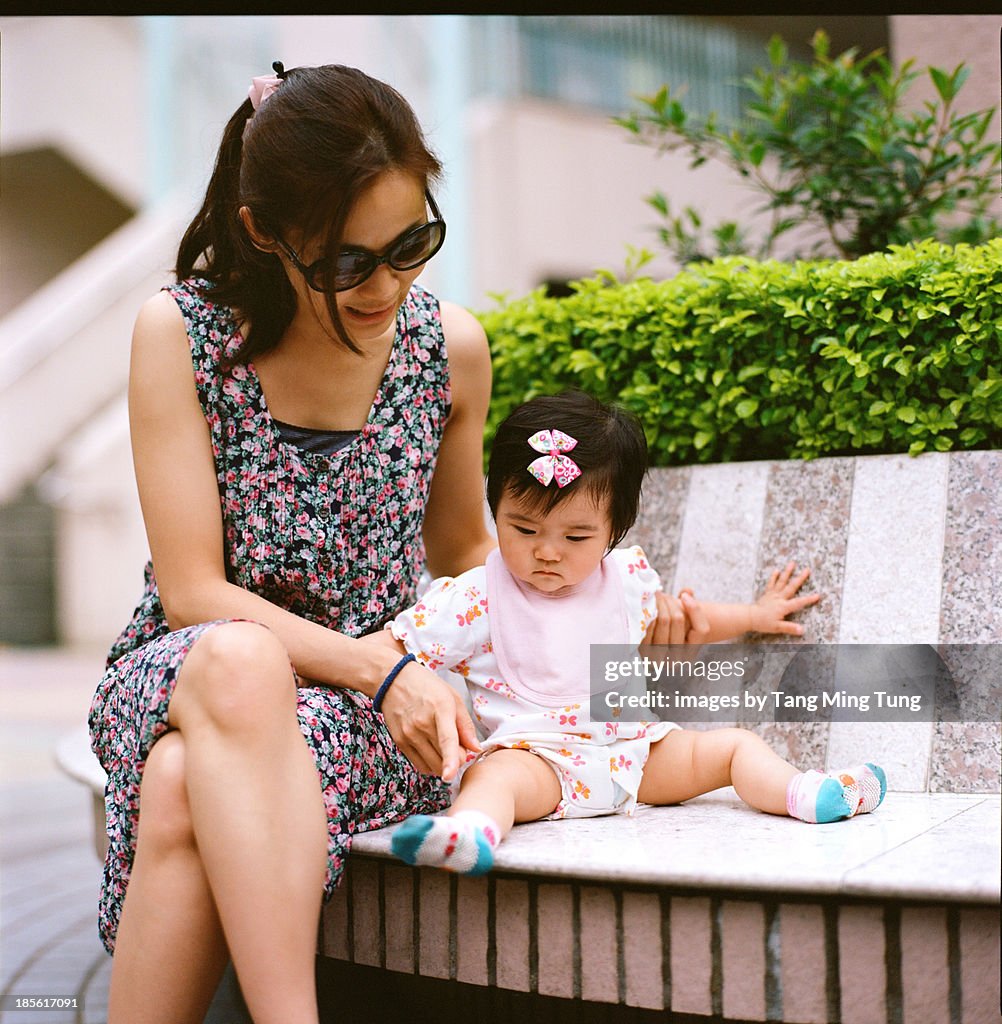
[477,239,1002,466]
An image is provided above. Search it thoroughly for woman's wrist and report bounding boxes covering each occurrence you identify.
[343,638,405,699]
[372,653,416,714]
[347,643,395,700]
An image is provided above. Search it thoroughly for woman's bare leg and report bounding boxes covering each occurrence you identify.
[164,621,328,1024]
[108,731,229,1024]
[638,727,798,815]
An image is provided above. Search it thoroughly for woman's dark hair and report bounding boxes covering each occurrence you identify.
[175,63,442,361]
[486,391,648,550]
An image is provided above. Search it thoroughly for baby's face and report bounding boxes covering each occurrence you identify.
[495,488,613,595]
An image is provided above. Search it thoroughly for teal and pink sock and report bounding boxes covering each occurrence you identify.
[391,810,501,875]
[786,763,887,823]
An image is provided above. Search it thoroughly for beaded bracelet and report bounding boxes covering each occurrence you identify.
[372,653,416,714]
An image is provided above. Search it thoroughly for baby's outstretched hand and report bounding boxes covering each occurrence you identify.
[751,562,820,636]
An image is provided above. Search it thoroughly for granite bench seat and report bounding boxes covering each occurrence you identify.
[58,449,1002,1023]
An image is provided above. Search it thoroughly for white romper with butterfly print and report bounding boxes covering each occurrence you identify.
[388,544,678,818]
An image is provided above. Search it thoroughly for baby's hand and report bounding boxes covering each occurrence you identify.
[750,563,821,636]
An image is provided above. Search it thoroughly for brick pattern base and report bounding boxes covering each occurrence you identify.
[322,857,1000,1024]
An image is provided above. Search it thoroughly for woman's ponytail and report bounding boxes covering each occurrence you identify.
[174,96,295,363]
[176,97,255,282]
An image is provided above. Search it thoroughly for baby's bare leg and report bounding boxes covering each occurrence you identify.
[451,747,562,835]
[392,748,562,874]
[637,727,797,815]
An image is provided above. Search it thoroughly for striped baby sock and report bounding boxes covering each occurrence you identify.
[391,810,501,875]
[786,763,887,823]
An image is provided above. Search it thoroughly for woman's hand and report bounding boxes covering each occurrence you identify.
[750,562,821,636]
[378,661,481,782]
[643,589,711,646]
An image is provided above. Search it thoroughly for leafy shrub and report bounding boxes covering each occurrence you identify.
[478,239,1002,466]
[616,31,1002,263]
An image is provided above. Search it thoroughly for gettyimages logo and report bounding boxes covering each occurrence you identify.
[589,644,1001,724]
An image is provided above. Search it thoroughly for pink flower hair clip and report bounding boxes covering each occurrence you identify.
[248,60,287,111]
[526,429,581,488]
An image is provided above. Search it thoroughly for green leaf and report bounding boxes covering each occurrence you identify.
[929,66,953,102]
[896,406,917,423]
[566,350,603,373]
[737,365,767,383]
[735,399,760,419]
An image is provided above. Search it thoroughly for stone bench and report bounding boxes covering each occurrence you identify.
[59,450,1001,1023]
[320,449,1001,1023]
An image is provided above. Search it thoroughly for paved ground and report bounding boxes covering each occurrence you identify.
[0,646,111,1024]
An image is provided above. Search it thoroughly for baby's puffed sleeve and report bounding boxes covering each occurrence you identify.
[614,545,663,644]
[387,569,487,673]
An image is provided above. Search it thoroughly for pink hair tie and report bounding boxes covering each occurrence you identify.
[248,60,287,110]
[527,429,581,488]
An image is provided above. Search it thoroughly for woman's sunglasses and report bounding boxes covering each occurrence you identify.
[275,191,446,293]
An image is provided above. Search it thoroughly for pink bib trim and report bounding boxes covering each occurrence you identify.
[485,548,630,707]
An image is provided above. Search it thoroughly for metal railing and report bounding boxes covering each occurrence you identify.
[470,15,768,123]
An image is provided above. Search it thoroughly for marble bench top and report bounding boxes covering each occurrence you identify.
[351,789,1001,906]
[56,719,1000,908]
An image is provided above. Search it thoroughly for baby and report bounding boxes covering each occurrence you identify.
[375,391,885,874]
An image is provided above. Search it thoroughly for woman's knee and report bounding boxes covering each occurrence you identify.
[137,731,196,855]
[170,621,296,732]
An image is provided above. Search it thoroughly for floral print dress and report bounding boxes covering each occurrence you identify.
[88,278,453,954]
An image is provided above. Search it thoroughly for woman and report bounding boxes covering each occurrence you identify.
[89,62,706,1024]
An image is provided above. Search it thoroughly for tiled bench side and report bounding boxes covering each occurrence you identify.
[323,849,999,1023]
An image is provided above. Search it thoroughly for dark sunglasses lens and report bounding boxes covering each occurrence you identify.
[307,265,332,291]
[327,221,446,290]
[389,223,445,269]
[332,252,376,291]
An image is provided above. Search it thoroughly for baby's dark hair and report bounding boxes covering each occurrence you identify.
[486,390,648,550]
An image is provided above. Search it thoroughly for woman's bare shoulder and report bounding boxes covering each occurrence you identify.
[136,288,185,328]
[438,300,490,376]
[130,288,194,387]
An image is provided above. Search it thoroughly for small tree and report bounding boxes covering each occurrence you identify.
[616,30,1001,263]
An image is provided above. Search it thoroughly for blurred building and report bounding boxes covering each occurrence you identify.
[0,14,998,648]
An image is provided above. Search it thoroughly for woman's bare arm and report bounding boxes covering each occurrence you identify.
[421,300,496,578]
[130,290,410,695]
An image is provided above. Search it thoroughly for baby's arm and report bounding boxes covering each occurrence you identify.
[682,562,820,642]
